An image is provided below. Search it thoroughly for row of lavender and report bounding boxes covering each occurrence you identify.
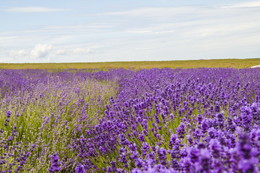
[73,68,260,172]
[1,68,260,172]
[0,69,131,172]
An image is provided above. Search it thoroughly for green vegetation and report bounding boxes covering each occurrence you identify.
[1,58,260,70]
[0,76,118,172]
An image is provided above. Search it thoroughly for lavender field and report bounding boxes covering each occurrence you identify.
[0,68,260,173]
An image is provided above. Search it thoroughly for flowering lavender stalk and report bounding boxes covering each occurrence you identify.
[49,154,61,172]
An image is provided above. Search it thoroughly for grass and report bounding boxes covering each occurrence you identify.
[0,58,260,70]
[0,76,118,172]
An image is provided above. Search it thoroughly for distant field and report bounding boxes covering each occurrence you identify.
[1,58,260,70]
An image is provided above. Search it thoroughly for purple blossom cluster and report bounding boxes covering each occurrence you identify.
[73,68,260,172]
[49,154,62,172]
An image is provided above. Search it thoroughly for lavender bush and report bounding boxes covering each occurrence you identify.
[73,68,260,173]
[0,69,120,172]
[0,68,259,172]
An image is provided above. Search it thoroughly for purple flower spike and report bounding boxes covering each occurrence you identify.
[49,154,61,172]
[75,164,86,173]
[6,110,12,118]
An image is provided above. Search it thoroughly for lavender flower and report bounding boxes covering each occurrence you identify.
[49,154,61,172]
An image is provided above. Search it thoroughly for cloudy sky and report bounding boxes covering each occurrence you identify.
[0,0,260,63]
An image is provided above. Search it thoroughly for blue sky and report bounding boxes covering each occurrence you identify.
[0,0,260,63]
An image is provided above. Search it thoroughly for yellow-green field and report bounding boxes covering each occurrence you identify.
[1,58,260,70]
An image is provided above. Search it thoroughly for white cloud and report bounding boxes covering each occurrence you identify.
[0,36,17,41]
[127,28,175,34]
[8,44,53,60]
[222,1,260,8]
[30,44,53,58]
[103,6,201,18]
[54,47,92,55]
[185,21,260,38]
[72,48,92,54]
[55,49,66,55]
[126,22,179,35]
[5,7,66,13]
[7,44,93,62]
[9,49,28,58]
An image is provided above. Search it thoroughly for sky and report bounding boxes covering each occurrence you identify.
[0,0,260,63]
